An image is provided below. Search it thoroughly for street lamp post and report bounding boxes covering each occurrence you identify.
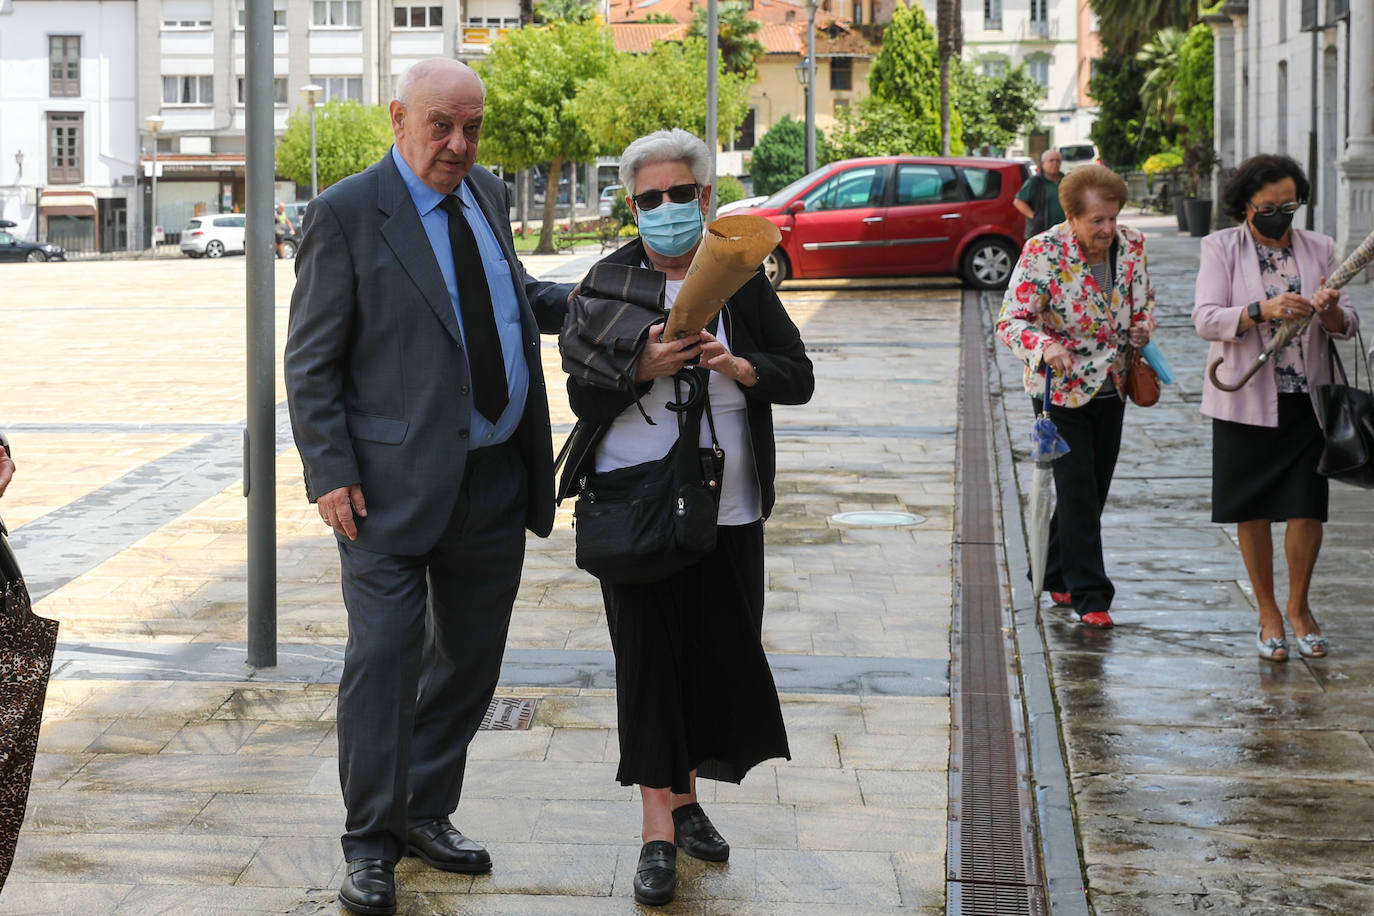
[300,84,323,198]
[795,0,819,173]
[145,115,164,253]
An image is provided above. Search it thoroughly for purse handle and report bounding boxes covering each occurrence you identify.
[1326,326,1370,392]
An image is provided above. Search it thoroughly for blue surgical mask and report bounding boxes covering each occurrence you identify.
[636,199,704,257]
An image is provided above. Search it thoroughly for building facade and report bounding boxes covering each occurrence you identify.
[0,0,139,253]
[1208,1,1360,260]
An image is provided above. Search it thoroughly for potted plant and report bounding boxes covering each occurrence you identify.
[1183,133,1218,238]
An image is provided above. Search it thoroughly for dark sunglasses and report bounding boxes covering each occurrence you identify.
[1248,200,1303,218]
[632,183,700,211]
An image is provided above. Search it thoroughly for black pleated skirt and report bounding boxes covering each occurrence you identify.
[1212,392,1329,523]
[600,521,790,793]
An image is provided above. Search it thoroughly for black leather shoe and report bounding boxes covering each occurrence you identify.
[633,840,677,906]
[339,858,396,916]
[405,820,493,873]
[672,802,730,862]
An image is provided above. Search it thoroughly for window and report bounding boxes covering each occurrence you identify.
[162,0,212,28]
[984,0,1002,30]
[830,58,852,91]
[1029,0,1047,22]
[394,4,442,27]
[802,165,887,211]
[313,0,361,26]
[314,76,363,102]
[1027,56,1050,94]
[48,112,83,184]
[1277,61,1288,153]
[49,36,80,97]
[851,1,862,24]
[237,0,287,28]
[237,77,289,105]
[894,164,960,205]
[982,57,1008,78]
[960,167,1003,200]
[164,75,214,105]
[731,108,756,150]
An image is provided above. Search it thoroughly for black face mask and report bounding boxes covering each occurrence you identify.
[1251,208,1296,240]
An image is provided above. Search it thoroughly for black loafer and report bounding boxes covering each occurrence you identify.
[405,819,493,873]
[339,858,396,916]
[672,802,730,862]
[633,840,677,906]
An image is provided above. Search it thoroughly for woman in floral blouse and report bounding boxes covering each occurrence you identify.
[1193,154,1358,662]
[997,165,1155,629]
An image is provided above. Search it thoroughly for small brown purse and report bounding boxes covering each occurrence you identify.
[1122,347,1160,407]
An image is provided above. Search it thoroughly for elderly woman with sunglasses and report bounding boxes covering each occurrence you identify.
[1193,154,1359,662]
[559,128,813,907]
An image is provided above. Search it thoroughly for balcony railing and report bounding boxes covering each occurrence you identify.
[1019,17,1057,41]
[460,25,517,47]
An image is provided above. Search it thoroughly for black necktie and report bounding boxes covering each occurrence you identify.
[439,194,509,424]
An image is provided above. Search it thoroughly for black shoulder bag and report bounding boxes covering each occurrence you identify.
[572,370,725,584]
[1315,330,1374,488]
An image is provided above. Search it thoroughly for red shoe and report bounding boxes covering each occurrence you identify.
[1049,591,1073,607]
[1076,611,1114,629]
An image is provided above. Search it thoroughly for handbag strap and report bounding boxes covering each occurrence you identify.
[1326,326,1369,392]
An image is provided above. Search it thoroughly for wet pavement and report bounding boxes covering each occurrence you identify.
[0,219,1371,914]
[989,214,1374,913]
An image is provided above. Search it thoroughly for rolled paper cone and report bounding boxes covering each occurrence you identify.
[664,215,783,340]
[1323,229,1374,290]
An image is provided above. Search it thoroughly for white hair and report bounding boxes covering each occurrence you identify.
[618,129,711,196]
[396,58,485,104]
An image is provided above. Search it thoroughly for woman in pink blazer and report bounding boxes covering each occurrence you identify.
[1193,154,1360,662]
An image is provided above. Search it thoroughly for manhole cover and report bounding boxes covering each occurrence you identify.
[830,510,926,526]
[481,697,537,730]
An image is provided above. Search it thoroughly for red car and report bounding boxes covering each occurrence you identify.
[735,156,1028,290]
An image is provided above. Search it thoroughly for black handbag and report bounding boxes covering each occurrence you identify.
[1315,333,1374,488]
[572,372,724,584]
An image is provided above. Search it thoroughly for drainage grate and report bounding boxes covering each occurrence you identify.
[947,288,1045,915]
[480,697,537,730]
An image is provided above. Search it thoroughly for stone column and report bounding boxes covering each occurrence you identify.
[1205,12,1237,205]
[1337,2,1374,273]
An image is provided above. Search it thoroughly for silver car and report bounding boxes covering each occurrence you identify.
[180,214,247,259]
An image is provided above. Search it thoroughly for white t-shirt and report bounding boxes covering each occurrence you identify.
[594,277,763,525]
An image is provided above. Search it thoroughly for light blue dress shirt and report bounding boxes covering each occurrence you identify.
[392,147,528,447]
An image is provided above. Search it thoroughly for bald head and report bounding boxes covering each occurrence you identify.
[390,58,486,193]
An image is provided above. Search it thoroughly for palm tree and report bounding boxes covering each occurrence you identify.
[1136,27,1186,130]
[689,2,765,77]
[936,0,961,155]
[1090,0,1192,57]
[535,0,596,24]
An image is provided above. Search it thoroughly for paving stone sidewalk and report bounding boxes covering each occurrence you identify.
[0,251,956,914]
[992,214,1374,914]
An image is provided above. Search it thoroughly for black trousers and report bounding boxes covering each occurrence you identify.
[334,440,526,863]
[1031,391,1125,616]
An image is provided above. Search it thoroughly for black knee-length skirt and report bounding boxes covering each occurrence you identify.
[600,520,790,793]
[1212,392,1329,523]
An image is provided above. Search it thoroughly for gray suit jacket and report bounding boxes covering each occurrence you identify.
[284,151,571,555]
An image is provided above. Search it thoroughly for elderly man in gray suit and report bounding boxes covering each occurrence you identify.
[284,58,572,915]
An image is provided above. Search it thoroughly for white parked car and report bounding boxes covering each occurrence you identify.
[1058,143,1100,173]
[598,184,624,217]
[180,213,246,258]
[716,195,767,215]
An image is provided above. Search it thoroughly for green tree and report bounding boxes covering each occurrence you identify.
[476,21,615,252]
[1088,52,1160,169]
[1136,26,1186,131]
[1089,0,1193,58]
[572,37,752,156]
[714,174,748,208]
[275,100,393,192]
[751,115,830,195]
[830,95,959,158]
[1174,23,1213,138]
[955,63,1041,155]
[688,2,764,76]
[535,0,596,23]
[868,2,951,148]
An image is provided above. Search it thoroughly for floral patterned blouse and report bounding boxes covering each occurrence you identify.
[996,222,1156,408]
[1255,242,1308,393]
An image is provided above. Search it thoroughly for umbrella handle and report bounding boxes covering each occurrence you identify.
[1042,365,1054,405]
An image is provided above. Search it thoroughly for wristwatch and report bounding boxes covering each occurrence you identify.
[1247,301,1263,323]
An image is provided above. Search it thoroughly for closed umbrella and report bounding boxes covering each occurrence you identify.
[0,435,59,891]
[1028,370,1070,599]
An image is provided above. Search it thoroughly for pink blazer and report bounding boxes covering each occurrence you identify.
[1192,225,1359,427]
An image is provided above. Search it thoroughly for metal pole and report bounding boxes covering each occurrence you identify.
[246,0,277,667]
[151,142,158,252]
[806,2,817,173]
[706,0,719,219]
[309,106,319,200]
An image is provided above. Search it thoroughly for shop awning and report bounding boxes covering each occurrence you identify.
[39,190,98,216]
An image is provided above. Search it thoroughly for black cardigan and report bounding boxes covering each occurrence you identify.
[559,238,814,519]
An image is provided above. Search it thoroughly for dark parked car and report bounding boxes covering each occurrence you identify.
[0,223,66,263]
[731,156,1028,290]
